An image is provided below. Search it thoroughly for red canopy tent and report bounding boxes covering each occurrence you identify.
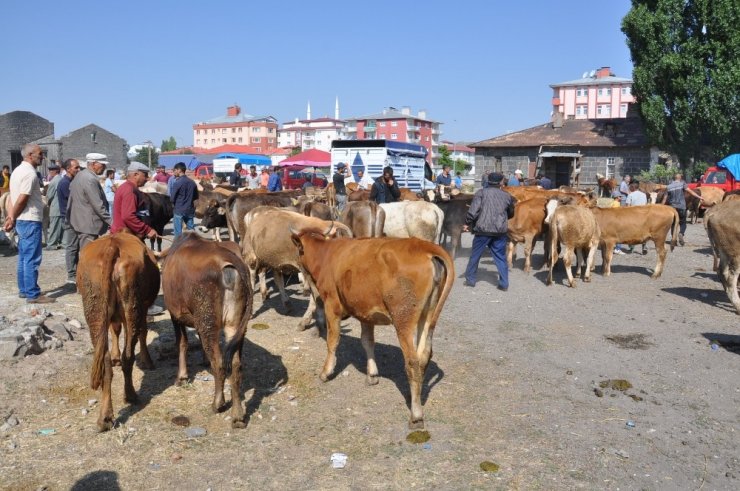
[278,148,331,168]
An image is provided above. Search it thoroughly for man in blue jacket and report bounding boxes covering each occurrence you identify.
[267,166,283,191]
[169,162,199,238]
[463,172,515,291]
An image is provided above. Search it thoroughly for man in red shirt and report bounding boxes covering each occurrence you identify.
[153,165,171,184]
[111,161,157,240]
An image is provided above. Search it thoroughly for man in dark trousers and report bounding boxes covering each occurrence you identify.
[369,166,401,204]
[462,172,515,291]
[169,162,199,238]
[333,162,348,213]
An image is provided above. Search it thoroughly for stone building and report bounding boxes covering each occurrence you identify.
[58,124,129,172]
[0,111,60,171]
[471,110,660,189]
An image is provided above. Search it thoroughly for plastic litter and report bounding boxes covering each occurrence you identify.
[330,452,348,469]
[711,344,719,351]
[626,420,635,428]
[38,428,55,436]
[422,443,432,450]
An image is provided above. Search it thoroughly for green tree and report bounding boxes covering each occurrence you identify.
[438,146,471,174]
[622,0,740,165]
[289,147,302,156]
[134,146,159,169]
[160,136,177,152]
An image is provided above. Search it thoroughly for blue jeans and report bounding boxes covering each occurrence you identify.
[16,220,43,299]
[464,234,509,288]
[173,214,194,238]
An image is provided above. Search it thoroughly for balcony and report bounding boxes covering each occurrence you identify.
[346,126,357,133]
[407,125,419,132]
[431,127,441,135]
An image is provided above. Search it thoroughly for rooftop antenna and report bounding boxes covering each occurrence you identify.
[589,70,596,78]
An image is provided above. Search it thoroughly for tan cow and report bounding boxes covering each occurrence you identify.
[340,201,385,238]
[77,233,160,431]
[291,230,455,429]
[507,196,549,273]
[591,205,679,278]
[705,200,740,314]
[545,202,601,287]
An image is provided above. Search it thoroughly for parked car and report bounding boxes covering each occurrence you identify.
[281,167,328,189]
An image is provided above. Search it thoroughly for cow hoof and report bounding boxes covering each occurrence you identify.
[175,377,188,387]
[408,419,425,430]
[583,277,591,283]
[97,418,114,432]
[124,392,139,404]
[231,419,247,429]
[366,375,379,386]
[319,372,331,383]
[296,322,308,332]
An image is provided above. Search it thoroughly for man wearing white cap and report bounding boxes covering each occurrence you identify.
[65,153,112,283]
[111,161,157,240]
[507,169,523,187]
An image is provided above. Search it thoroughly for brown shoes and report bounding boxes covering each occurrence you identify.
[26,295,56,304]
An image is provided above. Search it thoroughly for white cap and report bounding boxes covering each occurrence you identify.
[514,169,523,175]
[85,152,109,165]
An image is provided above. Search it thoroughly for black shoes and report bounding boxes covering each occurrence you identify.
[497,285,508,292]
[463,280,475,287]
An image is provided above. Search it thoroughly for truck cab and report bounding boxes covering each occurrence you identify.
[688,156,740,192]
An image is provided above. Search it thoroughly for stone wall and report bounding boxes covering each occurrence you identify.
[0,111,54,169]
[59,124,129,172]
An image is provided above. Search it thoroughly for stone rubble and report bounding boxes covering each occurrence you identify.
[0,307,85,360]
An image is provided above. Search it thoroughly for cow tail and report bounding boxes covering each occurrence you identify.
[222,263,253,376]
[90,243,118,390]
[428,249,456,331]
[223,194,238,242]
[670,208,679,252]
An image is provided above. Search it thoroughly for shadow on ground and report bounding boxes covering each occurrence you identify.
[661,286,736,314]
[701,332,740,355]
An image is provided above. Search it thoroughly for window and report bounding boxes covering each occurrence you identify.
[606,157,616,179]
[621,87,631,96]
[238,127,242,133]
[252,137,261,143]
[576,88,587,97]
[238,137,242,143]
[222,128,227,133]
[268,138,274,143]
[598,88,612,97]
[379,122,386,127]
[255,147,261,152]
[231,138,236,143]
[269,128,274,133]
[211,129,215,134]
[211,138,215,143]
[253,127,261,133]
[597,104,611,116]
[620,103,628,116]
[231,128,235,133]
[391,121,398,127]
[222,138,227,143]
[576,105,587,116]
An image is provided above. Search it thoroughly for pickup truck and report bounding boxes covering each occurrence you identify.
[688,155,740,192]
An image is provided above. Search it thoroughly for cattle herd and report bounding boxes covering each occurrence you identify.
[12,176,738,433]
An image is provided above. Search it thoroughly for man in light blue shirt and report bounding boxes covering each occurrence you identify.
[103,169,116,217]
[507,169,523,186]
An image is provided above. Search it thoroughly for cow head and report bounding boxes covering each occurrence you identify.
[201,199,227,229]
[544,197,559,224]
[289,223,335,254]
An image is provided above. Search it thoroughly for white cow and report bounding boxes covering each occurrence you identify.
[380,201,444,243]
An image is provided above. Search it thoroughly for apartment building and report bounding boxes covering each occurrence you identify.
[345,106,442,163]
[550,67,635,120]
[192,105,278,153]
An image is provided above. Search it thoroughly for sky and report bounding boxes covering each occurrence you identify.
[1,0,634,148]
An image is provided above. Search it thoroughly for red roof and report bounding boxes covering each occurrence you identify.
[280,148,330,164]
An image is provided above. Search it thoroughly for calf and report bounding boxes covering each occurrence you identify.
[705,201,740,314]
[507,196,549,273]
[291,230,454,429]
[292,196,333,220]
[546,202,600,287]
[139,192,173,251]
[161,233,253,427]
[77,233,160,431]
[340,201,385,238]
[241,207,352,329]
[434,193,473,258]
[591,205,679,278]
[380,201,444,243]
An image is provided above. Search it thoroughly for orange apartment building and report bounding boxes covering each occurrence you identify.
[192,105,278,153]
[550,67,635,120]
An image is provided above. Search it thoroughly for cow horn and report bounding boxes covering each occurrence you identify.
[288,224,299,237]
[324,221,334,237]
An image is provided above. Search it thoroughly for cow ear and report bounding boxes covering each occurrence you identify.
[217,207,225,215]
[291,198,299,206]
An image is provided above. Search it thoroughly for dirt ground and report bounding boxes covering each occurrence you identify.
[0,220,738,490]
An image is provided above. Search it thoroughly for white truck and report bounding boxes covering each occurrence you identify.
[330,140,434,192]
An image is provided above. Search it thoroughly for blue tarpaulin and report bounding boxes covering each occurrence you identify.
[717,154,740,180]
[158,155,201,170]
[215,153,271,166]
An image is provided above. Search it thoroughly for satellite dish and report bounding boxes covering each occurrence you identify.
[582,72,588,79]
[589,70,596,78]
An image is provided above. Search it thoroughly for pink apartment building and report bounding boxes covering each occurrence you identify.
[345,106,442,164]
[551,67,635,120]
[193,105,278,153]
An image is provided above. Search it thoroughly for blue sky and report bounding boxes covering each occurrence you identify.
[1,0,633,148]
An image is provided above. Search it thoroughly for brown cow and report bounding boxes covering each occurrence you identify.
[291,230,455,429]
[339,201,385,238]
[399,188,422,201]
[545,202,600,287]
[77,233,160,431]
[507,196,549,273]
[705,200,740,314]
[292,195,333,220]
[223,190,300,242]
[161,233,253,427]
[591,205,679,278]
[348,188,370,201]
[241,207,352,328]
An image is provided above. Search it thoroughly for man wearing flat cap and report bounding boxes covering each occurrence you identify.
[66,153,112,280]
[462,172,515,291]
[111,161,157,240]
[44,163,63,250]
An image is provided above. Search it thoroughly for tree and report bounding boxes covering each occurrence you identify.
[160,136,177,152]
[134,146,158,169]
[437,145,470,174]
[622,0,740,165]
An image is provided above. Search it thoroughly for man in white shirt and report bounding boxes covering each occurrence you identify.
[356,169,374,190]
[3,143,55,303]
